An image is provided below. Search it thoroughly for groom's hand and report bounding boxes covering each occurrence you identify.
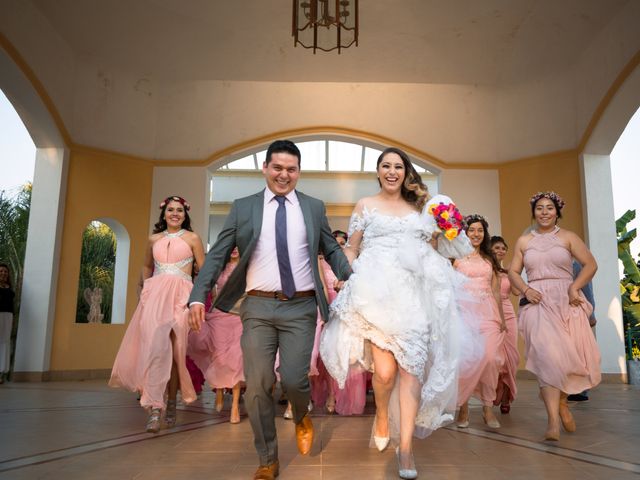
[189,303,205,332]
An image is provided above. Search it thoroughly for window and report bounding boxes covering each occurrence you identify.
[220,139,434,174]
[75,219,129,324]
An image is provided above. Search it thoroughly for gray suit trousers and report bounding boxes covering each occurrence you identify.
[239,295,317,465]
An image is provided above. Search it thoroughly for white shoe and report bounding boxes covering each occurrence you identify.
[457,419,470,428]
[374,435,390,452]
[456,410,470,428]
[283,403,293,420]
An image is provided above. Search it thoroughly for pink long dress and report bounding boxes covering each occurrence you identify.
[188,261,244,389]
[456,255,507,406]
[110,230,196,410]
[519,228,601,392]
[494,273,519,406]
[316,259,367,415]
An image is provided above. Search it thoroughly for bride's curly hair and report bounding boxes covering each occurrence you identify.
[376,147,430,209]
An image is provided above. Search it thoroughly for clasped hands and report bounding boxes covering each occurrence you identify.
[522,284,583,307]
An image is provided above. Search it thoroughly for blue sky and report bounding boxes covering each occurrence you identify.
[611,107,640,256]
[0,90,36,196]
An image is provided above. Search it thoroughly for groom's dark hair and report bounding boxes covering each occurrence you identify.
[265,140,301,167]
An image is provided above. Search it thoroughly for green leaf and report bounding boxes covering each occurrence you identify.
[618,228,637,252]
[616,210,636,234]
[624,303,640,323]
[619,250,640,283]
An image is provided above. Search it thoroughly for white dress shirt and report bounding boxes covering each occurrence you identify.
[246,188,314,292]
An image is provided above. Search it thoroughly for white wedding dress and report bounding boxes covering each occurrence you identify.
[320,195,483,441]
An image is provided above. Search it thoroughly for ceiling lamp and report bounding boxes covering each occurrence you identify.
[292,0,358,54]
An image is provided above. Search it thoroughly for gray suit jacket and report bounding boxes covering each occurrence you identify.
[189,189,351,321]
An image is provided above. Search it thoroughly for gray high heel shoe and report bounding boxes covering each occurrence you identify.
[396,447,418,479]
[146,408,162,433]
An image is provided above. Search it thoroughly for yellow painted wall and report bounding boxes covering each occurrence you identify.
[49,148,153,372]
[46,146,585,374]
[498,149,584,249]
[498,149,585,368]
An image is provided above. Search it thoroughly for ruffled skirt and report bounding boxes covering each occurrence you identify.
[321,240,484,441]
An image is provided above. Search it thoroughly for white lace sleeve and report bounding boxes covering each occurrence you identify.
[347,211,365,237]
[343,205,366,263]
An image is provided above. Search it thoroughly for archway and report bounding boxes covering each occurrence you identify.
[0,45,68,380]
[580,61,640,380]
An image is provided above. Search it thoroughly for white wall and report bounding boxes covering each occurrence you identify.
[439,169,502,234]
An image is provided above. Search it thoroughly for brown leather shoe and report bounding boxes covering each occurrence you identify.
[253,461,279,480]
[295,414,314,455]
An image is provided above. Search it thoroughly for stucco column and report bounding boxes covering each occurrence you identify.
[14,147,68,380]
[580,153,627,379]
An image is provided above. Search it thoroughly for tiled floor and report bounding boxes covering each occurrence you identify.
[0,380,638,479]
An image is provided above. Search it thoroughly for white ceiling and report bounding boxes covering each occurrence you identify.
[29,0,626,85]
[1,0,639,164]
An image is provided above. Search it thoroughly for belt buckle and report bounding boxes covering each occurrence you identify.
[276,292,289,301]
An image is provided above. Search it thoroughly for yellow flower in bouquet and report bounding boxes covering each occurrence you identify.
[444,228,458,240]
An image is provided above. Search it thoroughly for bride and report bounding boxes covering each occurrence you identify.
[320,147,479,479]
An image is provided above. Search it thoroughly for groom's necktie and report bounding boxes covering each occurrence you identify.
[275,196,296,298]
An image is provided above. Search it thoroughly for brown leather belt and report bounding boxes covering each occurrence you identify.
[246,289,315,301]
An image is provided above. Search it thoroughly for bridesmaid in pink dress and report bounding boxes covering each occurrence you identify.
[188,249,245,424]
[490,236,520,414]
[455,215,507,429]
[509,192,601,441]
[110,196,205,433]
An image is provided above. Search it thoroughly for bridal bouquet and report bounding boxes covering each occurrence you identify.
[428,202,464,241]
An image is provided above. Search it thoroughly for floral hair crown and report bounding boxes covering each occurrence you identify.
[529,191,565,210]
[159,196,191,211]
[464,213,486,226]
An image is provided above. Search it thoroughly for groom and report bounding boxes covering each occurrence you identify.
[188,139,351,480]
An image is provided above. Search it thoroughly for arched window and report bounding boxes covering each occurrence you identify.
[75,219,129,324]
[208,136,440,244]
[218,139,434,173]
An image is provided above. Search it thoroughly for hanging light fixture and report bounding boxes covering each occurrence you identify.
[292,0,359,54]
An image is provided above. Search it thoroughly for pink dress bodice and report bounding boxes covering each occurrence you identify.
[456,255,493,299]
[523,227,573,283]
[152,230,194,281]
